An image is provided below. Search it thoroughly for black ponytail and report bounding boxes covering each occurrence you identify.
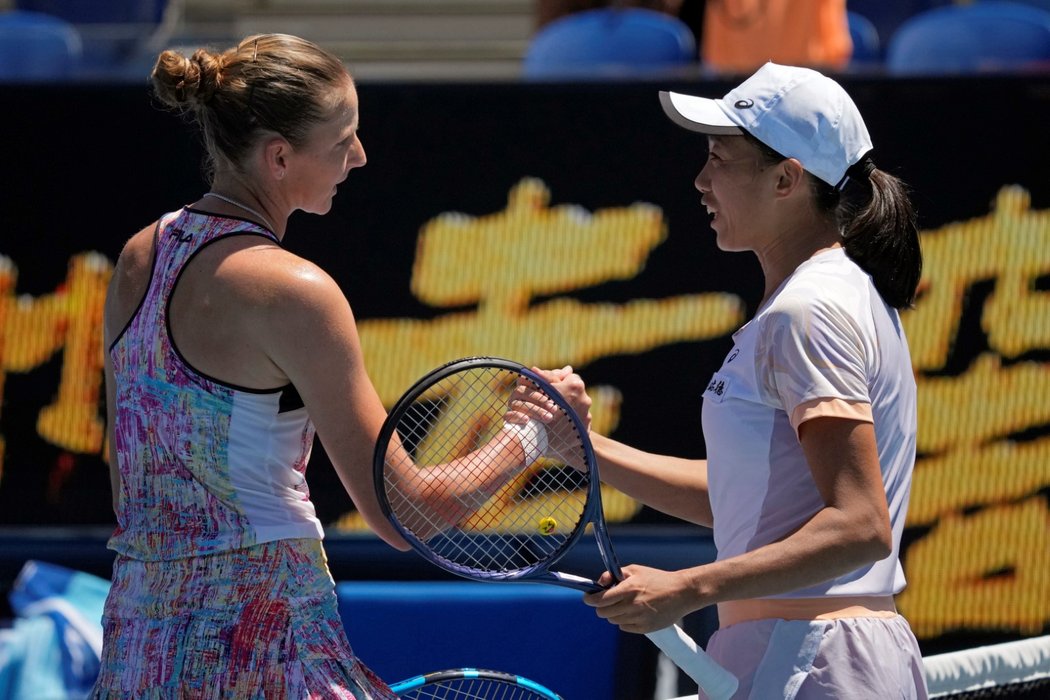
[835,157,922,309]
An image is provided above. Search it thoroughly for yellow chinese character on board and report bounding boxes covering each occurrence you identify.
[359,178,745,406]
[337,178,747,530]
[899,186,1050,637]
[0,252,111,479]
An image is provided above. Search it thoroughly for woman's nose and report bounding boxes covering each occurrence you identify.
[694,169,709,193]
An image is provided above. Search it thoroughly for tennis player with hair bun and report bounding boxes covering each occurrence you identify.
[93,32,579,698]
[93,33,410,699]
[548,63,930,698]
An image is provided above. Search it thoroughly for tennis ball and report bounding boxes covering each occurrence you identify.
[538,517,557,535]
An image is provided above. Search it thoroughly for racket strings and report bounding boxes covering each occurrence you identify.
[383,366,592,577]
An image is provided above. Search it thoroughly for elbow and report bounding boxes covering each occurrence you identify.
[866,531,893,563]
[376,526,414,552]
[831,503,893,565]
[853,515,893,563]
[871,508,894,560]
[388,536,414,553]
[362,510,415,552]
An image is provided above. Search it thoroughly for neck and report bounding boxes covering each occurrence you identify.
[203,179,284,238]
[755,221,842,306]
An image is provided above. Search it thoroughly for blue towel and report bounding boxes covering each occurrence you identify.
[0,560,109,700]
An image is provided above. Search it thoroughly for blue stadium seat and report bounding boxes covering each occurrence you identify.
[16,0,167,24]
[523,7,697,79]
[0,10,82,81]
[845,0,951,48]
[886,1,1050,74]
[847,10,883,67]
[15,0,172,79]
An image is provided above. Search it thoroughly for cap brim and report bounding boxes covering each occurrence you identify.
[659,91,743,136]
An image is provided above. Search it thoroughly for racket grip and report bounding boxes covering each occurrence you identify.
[645,625,738,700]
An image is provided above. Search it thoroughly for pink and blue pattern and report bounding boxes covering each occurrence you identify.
[95,210,393,698]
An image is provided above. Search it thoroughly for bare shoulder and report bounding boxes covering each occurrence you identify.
[105,222,159,337]
[234,247,363,380]
[226,244,348,314]
[112,222,157,288]
[213,245,357,359]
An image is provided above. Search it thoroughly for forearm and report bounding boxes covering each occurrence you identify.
[399,429,531,528]
[682,504,892,608]
[591,432,712,526]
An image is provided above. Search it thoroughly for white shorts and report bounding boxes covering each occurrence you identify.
[702,615,929,700]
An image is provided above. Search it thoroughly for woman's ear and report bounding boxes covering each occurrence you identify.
[262,136,290,181]
[775,157,807,196]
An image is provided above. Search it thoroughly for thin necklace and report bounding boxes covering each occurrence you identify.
[202,192,275,232]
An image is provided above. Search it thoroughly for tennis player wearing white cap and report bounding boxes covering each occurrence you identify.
[567,62,929,698]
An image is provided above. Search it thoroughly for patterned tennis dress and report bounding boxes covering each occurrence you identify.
[93,208,396,699]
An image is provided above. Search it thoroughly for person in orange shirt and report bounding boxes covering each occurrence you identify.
[702,0,852,73]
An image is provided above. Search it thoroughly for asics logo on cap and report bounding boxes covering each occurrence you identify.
[734,99,754,109]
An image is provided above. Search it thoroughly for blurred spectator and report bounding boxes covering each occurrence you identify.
[535,1,848,75]
[701,0,852,73]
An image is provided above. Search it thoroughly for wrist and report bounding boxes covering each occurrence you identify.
[503,417,548,465]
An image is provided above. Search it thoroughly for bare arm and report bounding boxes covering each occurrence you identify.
[260,260,412,550]
[529,367,713,527]
[260,262,554,550]
[585,417,893,632]
[591,432,712,527]
[685,417,892,600]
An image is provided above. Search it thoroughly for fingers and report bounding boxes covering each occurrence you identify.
[511,369,591,418]
[507,380,556,423]
[582,571,620,608]
[533,366,592,428]
[583,575,654,633]
[581,566,684,634]
[534,365,572,381]
[530,365,573,384]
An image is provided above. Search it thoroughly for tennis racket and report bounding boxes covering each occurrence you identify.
[390,668,562,699]
[374,357,738,700]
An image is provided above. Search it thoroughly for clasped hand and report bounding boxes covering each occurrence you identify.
[583,565,694,634]
[504,365,593,469]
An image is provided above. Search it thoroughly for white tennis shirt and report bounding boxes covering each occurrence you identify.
[701,247,916,598]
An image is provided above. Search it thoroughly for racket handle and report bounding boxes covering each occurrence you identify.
[645,624,738,700]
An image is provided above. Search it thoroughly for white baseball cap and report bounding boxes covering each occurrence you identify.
[659,62,873,189]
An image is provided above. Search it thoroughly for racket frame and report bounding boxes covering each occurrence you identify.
[389,667,563,699]
[374,356,621,588]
